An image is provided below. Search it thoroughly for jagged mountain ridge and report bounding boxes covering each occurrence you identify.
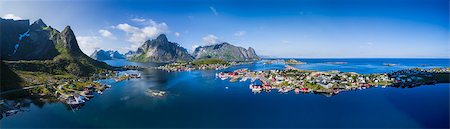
[193,42,260,61]
[0,18,113,76]
[127,34,260,62]
[90,49,126,60]
[128,34,193,62]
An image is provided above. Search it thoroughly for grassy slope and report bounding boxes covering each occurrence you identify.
[192,58,229,65]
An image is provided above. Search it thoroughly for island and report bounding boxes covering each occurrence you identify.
[157,58,250,72]
[285,59,307,65]
[217,66,450,96]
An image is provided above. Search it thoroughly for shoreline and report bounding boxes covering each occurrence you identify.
[217,66,450,96]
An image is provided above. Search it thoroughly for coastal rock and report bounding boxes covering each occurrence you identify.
[128,34,193,62]
[90,49,126,60]
[193,42,260,61]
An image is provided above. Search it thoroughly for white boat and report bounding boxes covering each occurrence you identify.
[240,77,248,82]
[250,78,256,82]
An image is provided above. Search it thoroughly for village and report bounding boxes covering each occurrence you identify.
[157,59,252,72]
[23,71,141,107]
[217,65,450,96]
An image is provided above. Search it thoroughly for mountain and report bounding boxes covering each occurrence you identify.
[90,49,126,60]
[128,34,193,62]
[124,50,137,58]
[193,42,260,61]
[0,18,59,60]
[0,18,113,76]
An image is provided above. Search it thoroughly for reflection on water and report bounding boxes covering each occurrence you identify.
[0,91,63,119]
[1,58,449,128]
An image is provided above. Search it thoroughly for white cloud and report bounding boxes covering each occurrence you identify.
[209,6,219,16]
[367,42,374,45]
[2,14,22,20]
[191,44,200,52]
[76,36,102,55]
[98,29,116,39]
[115,19,169,50]
[131,18,146,22]
[174,32,180,37]
[202,34,219,45]
[234,31,246,37]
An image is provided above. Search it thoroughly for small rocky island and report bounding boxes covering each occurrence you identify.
[285,59,306,65]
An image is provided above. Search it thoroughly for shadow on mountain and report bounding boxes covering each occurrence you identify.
[1,61,24,91]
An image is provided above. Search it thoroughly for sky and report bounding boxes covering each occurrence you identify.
[1,0,449,58]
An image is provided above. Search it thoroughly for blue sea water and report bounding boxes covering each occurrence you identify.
[1,58,449,128]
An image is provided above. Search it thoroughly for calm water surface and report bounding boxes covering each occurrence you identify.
[1,59,449,128]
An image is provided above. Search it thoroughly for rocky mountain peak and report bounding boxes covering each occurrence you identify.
[30,18,47,29]
[128,34,193,62]
[155,34,168,43]
[59,26,83,55]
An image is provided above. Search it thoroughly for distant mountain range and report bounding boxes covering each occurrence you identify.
[126,34,260,62]
[193,42,260,62]
[1,18,260,65]
[90,49,126,60]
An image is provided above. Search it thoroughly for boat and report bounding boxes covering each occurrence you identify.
[240,77,248,82]
[250,78,256,82]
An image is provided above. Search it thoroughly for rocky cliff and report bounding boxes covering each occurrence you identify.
[193,42,260,61]
[128,34,193,62]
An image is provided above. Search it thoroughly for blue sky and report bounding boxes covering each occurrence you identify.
[1,0,448,58]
